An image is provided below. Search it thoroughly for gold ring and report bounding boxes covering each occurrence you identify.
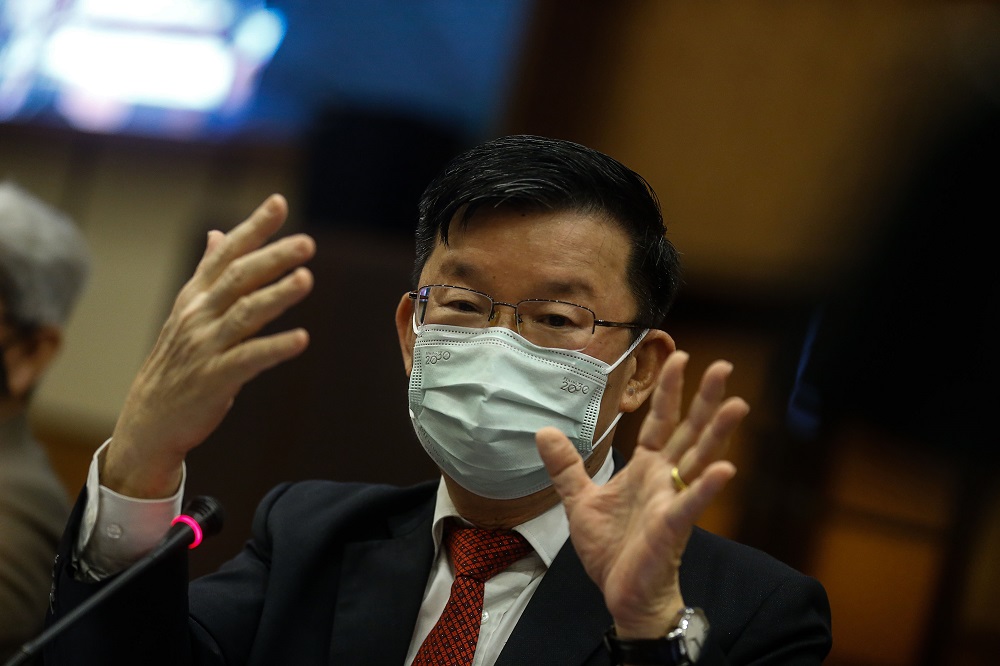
[671,466,688,492]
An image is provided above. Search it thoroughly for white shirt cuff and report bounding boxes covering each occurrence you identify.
[74,438,185,581]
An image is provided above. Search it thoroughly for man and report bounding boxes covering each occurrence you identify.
[45,136,831,664]
[0,181,91,660]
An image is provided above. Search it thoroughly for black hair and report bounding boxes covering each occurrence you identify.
[412,135,681,329]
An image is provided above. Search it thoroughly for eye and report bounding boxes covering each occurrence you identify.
[452,299,481,312]
[523,301,590,330]
[537,313,572,328]
[441,296,487,314]
[422,286,492,323]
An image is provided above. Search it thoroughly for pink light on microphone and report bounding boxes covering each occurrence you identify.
[171,514,204,549]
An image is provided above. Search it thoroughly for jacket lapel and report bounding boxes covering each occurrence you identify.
[496,450,627,665]
[496,539,611,666]
[328,497,436,664]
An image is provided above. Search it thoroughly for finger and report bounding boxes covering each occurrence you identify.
[677,396,749,480]
[208,229,226,253]
[214,267,314,348]
[203,233,315,315]
[215,327,311,389]
[197,230,226,266]
[662,360,733,462]
[635,351,688,452]
[178,230,227,308]
[685,360,734,431]
[664,460,737,535]
[196,194,290,286]
[536,426,593,509]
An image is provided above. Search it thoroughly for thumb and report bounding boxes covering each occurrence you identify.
[536,426,592,507]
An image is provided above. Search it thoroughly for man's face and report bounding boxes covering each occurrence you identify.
[0,300,59,406]
[403,206,642,459]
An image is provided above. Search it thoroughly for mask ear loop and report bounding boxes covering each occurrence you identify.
[585,328,650,456]
[590,411,626,453]
[604,328,649,374]
[583,328,649,460]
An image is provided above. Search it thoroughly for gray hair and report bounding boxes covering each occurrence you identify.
[0,181,92,328]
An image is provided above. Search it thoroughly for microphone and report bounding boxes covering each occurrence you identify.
[3,496,224,666]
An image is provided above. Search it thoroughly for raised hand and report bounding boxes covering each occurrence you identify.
[536,350,750,638]
[103,195,315,498]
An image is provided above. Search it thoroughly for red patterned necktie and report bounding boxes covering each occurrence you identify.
[412,519,533,666]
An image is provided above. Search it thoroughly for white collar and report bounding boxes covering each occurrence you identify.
[428,448,615,567]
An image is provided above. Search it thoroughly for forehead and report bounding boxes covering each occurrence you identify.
[420,206,634,311]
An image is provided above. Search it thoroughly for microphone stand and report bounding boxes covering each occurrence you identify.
[3,496,224,666]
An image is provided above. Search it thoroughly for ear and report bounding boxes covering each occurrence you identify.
[395,292,416,376]
[4,325,62,399]
[618,329,674,413]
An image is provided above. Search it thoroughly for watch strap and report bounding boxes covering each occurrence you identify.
[603,625,688,666]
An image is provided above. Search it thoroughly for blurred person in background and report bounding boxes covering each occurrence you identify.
[0,181,91,660]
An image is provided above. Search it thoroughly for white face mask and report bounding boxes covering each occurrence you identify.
[407,324,646,500]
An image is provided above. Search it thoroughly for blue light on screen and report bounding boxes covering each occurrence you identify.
[0,0,534,144]
[0,0,286,138]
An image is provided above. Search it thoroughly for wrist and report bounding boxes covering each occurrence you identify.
[612,600,687,639]
[102,439,183,499]
[605,607,710,666]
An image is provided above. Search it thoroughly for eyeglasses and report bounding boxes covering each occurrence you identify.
[409,284,645,351]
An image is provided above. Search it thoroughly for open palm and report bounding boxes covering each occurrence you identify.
[537,351,749,637]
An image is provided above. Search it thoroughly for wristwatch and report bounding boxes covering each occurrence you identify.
[604,607,709,665]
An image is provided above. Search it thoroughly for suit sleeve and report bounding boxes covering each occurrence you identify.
[675,527,832,665]
[42,485,203,665]
[696,574,831,665]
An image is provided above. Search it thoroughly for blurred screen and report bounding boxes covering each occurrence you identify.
[0,0,533,144]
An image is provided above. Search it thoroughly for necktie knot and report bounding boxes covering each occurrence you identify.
[445,520,532,582]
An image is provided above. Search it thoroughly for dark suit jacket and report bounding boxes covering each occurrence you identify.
[44,480,831,665]
[0,414,70,662]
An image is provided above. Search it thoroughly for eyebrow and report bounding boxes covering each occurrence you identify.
[436,258,598,301]
[437,258,480,282]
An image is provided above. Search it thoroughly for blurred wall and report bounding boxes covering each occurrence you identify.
[500,3,1000,664]
[2,2,998,664]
